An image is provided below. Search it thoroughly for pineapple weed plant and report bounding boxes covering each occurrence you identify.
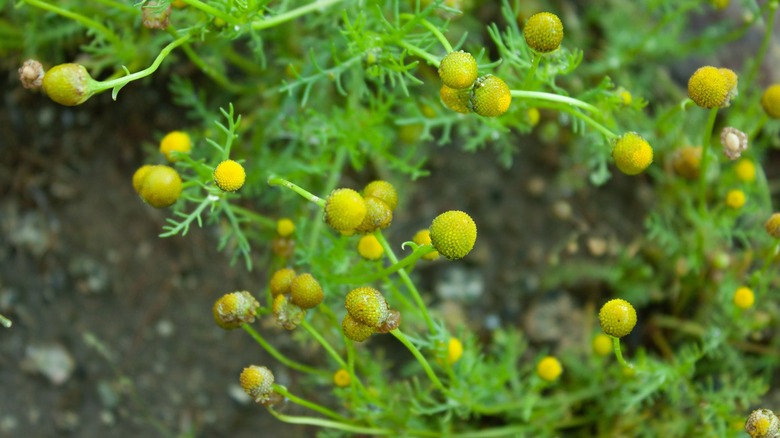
[10,0,780,435]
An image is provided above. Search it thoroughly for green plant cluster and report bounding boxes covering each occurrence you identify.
[9,0,780,436]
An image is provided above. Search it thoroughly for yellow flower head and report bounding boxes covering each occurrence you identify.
[269,268,296,297]
[523,12,564,53]
[333,369,351,387]
[429,210,477,260]
[290,273,324,309]
[276,218,295,237]
[132,165,154,195]
[345,287,389,328]
[470,75,512,117]
[413,229,440,261]
[213,159,246,192]
[612,132,653,175]
[440,85,472,114]
[324,188,367,233]
[735,159,756,182]
[363,180,399,211]
[138,165,182,208]
[159,131,192,162]
[733,286,755,309]
[358,234,384,260]
[765,213,780,238]
[688,66,734,109]
[725,189,746,209]
[438,50,478,90]
[272,293,305,330]
[592,334,612,356]
[447,337,463,365]
[239,365,275,404]
[213,291,260,330]
[598,299,637,338]
[745,408,779,438]
[761,84,780,119]
[536,356,563,382]
[342,314,375,342]
[42,63,97,106]
[355,196,393,234]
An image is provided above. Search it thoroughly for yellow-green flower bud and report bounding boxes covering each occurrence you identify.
[290,273,324,309]
[598,299,637,338]
[523,12,564,53]
[269,268,296,297]
[438,51,478,90]
[325,188,367,233]
[345,287,389,328]
[42,63,97,106]
[342,314,375,342]
[363,180,398,211]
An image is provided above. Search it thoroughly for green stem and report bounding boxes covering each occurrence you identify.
[177,0,239,26]
[268,176,325,207]
[272,385,352,423]
[328,244,435,284]
[267,408,393,435]
[241,324,328,377]
[611,336,633,369]
[94,34,192,100]
[375,232,436,333]
[22,0,124,50]
[0,313,11,328]
[251,0,344,30]
[179,42,244,93]
[390,329,447,393]
[229,205,277,228]
[510,90,600,113]
[521,53,542,89]
[745,2,778,90]
[558,105,618,140]
[300,319,348,370]
[398,40,440,67]
[697,108,720,215]
[399,13,453,52]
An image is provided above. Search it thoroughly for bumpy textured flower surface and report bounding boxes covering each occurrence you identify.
[438,51,478,90]
[598,299,637,338]
[239,365,275,404]
[213,291,259,329]
[745,409,779,438]
[429,210,477,260]
[765,213,780,238]
[345,287,389,327]
[290,273,324,309]
[761,85,780,118]
[363,180,398,211]
[612,132,653,175]
[269,268,296,297]
[213,160,246,192]
[355,196,393,233]
[342,314,375,342]
[470,75,512,117]
[325,188,367,232]
[523,12,564,53]
[688,66,731,109]
[440,85,472,114]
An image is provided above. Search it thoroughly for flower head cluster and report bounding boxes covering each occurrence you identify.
[687,66,738,109]
[437,52,511,117]
[325,181,398,235]
[239,365,276,405]
[342,287,399,342]
[270,269,324,329]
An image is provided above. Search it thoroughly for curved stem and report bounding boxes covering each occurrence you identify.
[697,108,720,215]
[521,53,542,89]
[399,13,453,52]
[390,329,447,393]
[94,34,192,100]
[398,40,440,67]
[252,0,344,30]
[510,90,599,113]
[272,385,352,423]
[268,176,325,207]
[533,100,617,140]
[328,244,435,284]
[611,336,633,369]
[230,205,277,228]
[267,408,393,435]
[300,319,347,370]
[375,232,436,333]
[22,0,124,50]
[241,324,328,377]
